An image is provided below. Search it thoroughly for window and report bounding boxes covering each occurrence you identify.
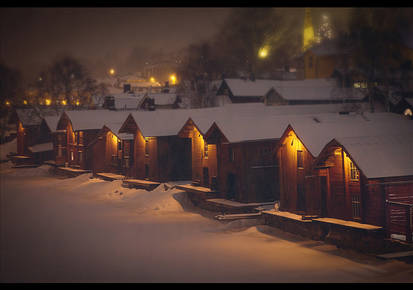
[145,139,149,156]
[58,146,62,157]
[204,142,208,159]
[70,151,74,161]
[349,161,359,181]
[229,147,235,162]
[78,131,84,145]
[118,140,122,151]
[78,151,83,162]
[297,150,303,169]
[351,195,361,219]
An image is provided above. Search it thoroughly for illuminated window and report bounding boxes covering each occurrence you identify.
[145,139,149,156]
[70,151,74,161]
[349,161,359,181]
[79,132,84,145]
[404,108,412,117]
[204,142,208,159]
[297,150,304,169]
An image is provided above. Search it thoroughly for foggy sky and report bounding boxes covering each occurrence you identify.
[0,7,230,80]
[0,7,351,81]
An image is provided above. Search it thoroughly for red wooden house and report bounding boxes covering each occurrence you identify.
[10,109,60,165]
[55,110,129,170]
[90,122,134,176]
[177,108,221,189]
[276,112,413,241]
[203,113,288,203]
[118,110,192,182]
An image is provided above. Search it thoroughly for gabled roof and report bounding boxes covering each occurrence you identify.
[220,78,365,102]
[336,134,413,179]
[289,112,413,158]
[43,115,61,133]
[145,93,178,106]
[129,107,222,138]
[271,79,366,101]
[111,93,146,110]
[64,110,130,131]
[16,109,43,127]
[205,103,370,144]
[220,78,278,97]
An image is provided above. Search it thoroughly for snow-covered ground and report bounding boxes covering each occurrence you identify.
[1,160,413,282]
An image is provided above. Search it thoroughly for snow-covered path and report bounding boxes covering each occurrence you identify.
[1,163,413,282]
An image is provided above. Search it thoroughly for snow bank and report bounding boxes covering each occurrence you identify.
[0,138,16,160]
[45,173,187,215]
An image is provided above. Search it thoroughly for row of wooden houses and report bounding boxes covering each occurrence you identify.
[9,102,413,243]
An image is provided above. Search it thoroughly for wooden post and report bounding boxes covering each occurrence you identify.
[407,205,412,243]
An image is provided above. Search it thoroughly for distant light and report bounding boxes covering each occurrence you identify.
[75,100,80,106]
[170,74,177,85]
[61,100,67,106]
[258,46,269,59]
[38,77,43,81]
[45,99,51,106]
[109,68,115,75]
[150,77,156,83]
[5,100,11,106]
[23,100,28,105]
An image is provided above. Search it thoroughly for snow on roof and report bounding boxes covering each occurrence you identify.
[130,107,222,137]
[337,134,413,179]
[145,93,178,106]
[112,93,146,110]
[271,79,365,101]
[221,78,365,101]
[16,109,43,126]
[43,115,60,133]
[208,103,368,143]
[290,112,413,158]
[286,112,413,178]
[64,110,130,131]
[28,142,53,153]
[222,78,278,97]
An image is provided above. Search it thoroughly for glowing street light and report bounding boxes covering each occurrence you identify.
[170,74,177,85]
[150,77,156,83]
[75,100,80,106]
[5,100,11,106]
[109,68,115,76]
[258,45,269,59]
[45,99,52,106]
[61,100,67,106]
[23,100,28,105]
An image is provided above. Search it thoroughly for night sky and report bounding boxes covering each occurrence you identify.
[0,7,353,81]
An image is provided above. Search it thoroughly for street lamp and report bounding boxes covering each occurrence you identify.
[109,68,115,76]
[170,74,177,85]
[258,45,269,59]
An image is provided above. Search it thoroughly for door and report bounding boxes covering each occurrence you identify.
[203,167,209,187]
[320,176,328,217]
[227,173,236,200]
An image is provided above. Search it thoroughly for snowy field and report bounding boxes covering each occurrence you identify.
[1,161,413,282]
